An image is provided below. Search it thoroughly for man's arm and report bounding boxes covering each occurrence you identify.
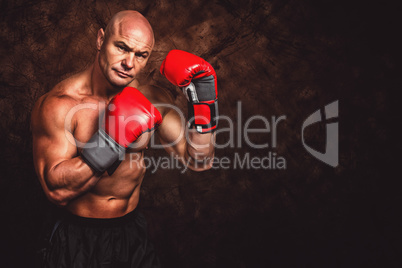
[157,104,215,171]
[32,96,99,206]
[156,50,218,171]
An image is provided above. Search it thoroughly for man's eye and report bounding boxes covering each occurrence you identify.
[118,46,126,52]
[136,53,147,58]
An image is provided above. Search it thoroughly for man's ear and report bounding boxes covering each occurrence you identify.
[97,28,105,50]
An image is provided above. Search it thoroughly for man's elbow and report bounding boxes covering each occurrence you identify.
[47,190,69,207]
[186,153,215,172]
[187,162,213,172]
[44,170,70,206]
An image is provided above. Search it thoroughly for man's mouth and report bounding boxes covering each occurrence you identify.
[115,70,132,78]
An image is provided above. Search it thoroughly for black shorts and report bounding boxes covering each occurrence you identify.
[38,208,161,268]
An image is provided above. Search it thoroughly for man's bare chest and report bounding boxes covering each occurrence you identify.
[70,101,153,154]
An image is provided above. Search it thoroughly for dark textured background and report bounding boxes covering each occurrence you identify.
[0,0,400,267]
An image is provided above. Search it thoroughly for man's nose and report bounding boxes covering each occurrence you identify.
[122,53,135,69]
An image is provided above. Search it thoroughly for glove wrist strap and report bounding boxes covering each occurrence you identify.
[81,129,125,175]
[188,100,218,133]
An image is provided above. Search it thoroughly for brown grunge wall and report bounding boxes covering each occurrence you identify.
[0,0,399,267]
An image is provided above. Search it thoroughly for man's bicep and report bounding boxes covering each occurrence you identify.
[156,108,187,157]
[34,131,77,174]
[32,104,77,179]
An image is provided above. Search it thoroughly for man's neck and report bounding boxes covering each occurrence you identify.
[90,55,122,101]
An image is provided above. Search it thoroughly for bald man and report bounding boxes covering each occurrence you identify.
[32,10,217,267]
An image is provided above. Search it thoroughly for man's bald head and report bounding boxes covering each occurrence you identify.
[95,10,155,89]
[104,10,154,49]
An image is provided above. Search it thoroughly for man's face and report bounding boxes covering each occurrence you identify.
[97,21,153,88]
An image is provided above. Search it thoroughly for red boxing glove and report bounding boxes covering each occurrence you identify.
[105,87,162,148]
[82,87,162,174]
[160,50,218,133]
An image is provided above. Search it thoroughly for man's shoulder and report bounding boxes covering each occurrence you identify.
[31,76,88,132]
[31,93,75,133]
[137,84,174,105]
[137,84,175,116]
[34,87,79,116]
[33,70,92,115]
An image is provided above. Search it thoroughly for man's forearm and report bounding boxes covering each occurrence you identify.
[185,129,215,170]
[45,156,100,206]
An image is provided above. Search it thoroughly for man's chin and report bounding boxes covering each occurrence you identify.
[110,78,134,89]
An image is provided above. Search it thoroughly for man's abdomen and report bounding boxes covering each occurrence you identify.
[66,152,146,218]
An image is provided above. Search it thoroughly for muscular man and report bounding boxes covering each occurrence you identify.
[31,10,217,267]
